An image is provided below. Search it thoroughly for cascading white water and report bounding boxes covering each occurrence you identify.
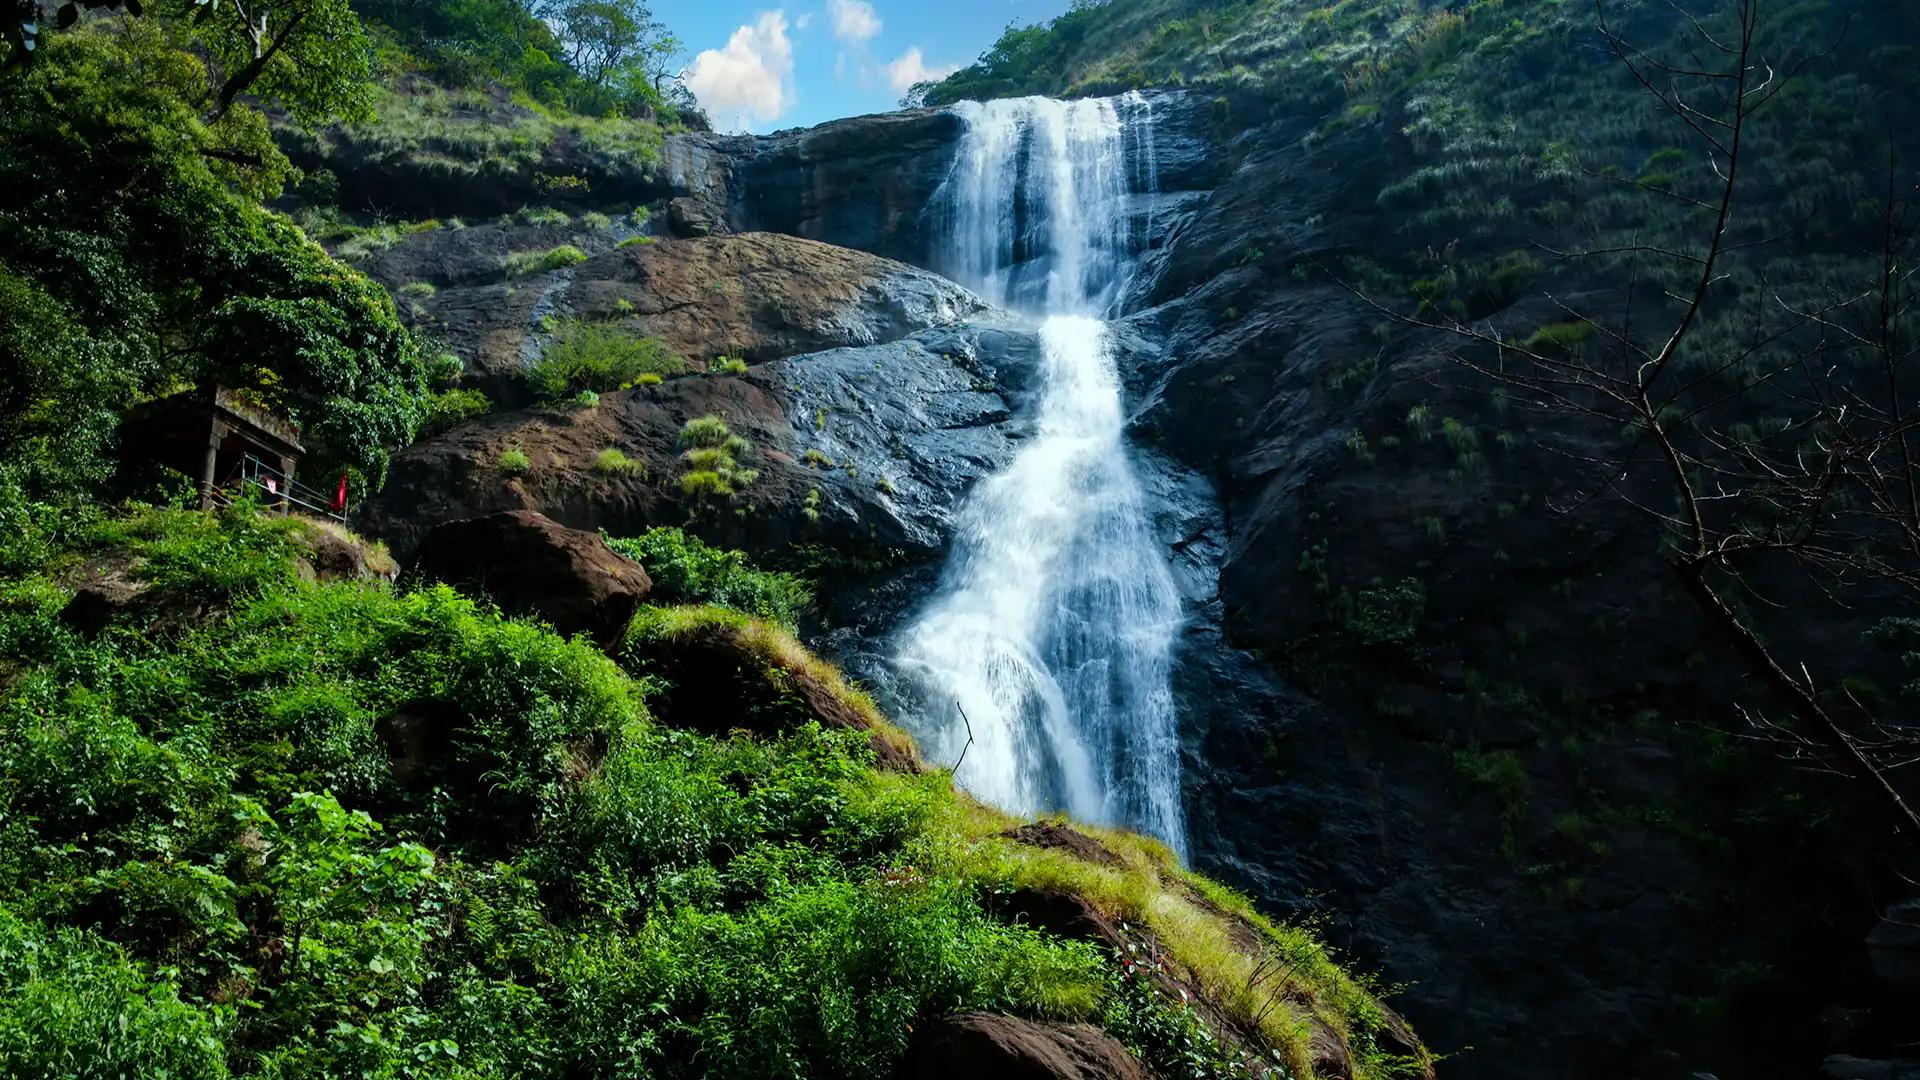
[894,94,1187,853]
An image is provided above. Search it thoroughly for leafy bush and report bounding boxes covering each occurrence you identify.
[419,387,491,435]
[0,907,231,1079]
[604,527,812,626]
[503,244,589,276]
[712,355,749,375]
[525,318,687,402]
[515,205,573,227]
[499,446,532,472]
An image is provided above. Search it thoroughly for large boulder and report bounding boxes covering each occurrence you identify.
[352,227,985,409]
[618,606,923,773]
[410,510,651,648]
[355,320,1039,561]
[669,107,967,264]
[894,1013,1148,1080]
[564,232,983,365]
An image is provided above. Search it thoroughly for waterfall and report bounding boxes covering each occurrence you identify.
[895,95,1187,853]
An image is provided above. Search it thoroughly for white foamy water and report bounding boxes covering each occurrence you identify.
[895,95,1186,852]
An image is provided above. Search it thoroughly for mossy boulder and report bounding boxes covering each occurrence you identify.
[410,509,652,648]
[619,603,924,772]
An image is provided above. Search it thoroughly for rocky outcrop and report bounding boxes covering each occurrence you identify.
[565,233,983,365]
[1113,93,1899,1080]
[664,108,966,264]
[409,511,652,648]
[618,606,923,772]
[58,574,155,637]
[275,79,675,220]
[356,320,1039,561]
[352,226,983,408]
[1868,900,1920,990]
[895,1013,1148,1080]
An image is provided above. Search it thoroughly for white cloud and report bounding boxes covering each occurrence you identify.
[685,11,795,129]
[794,11,813,30]
[883,46,959,93]
[827,0,880,43]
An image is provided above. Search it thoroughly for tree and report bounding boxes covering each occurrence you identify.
[160,0,374,124]
[0,27,425,492]
[538,0,672,88]
[7,0,373,125]
[1336,0,1920,842]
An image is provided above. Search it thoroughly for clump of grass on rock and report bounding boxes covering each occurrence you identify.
[526,317,685,403]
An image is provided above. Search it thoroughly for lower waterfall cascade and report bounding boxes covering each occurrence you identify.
[894,94,1188,853]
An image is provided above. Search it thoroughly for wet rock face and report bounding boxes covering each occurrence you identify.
[666,108,967,265]
[409,510,652,648]
[1868,900,1920,991]
[352,228,983,410]
[895,1012,1149,1080]
[356,319,1039,562]
[566,232,985,366]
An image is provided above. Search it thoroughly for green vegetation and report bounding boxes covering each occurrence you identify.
[605,527,812,627]
[281,79,673,201]
[0,27,428,497]
[676,415,758,502]
[712,355,749,375]
[593,447,645,476]
[498,446,532,473]
[356,0,695,121]
[419,387,493,435]
[1451,746,1531,856]
[0,504,1418,1077]
[524,317,686,402]
[504,244,590,276]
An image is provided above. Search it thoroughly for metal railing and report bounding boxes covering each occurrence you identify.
[217,455,349,523]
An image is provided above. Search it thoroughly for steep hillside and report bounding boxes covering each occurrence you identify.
[0,502,1427,1079]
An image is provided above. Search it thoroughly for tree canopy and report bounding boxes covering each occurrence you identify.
[0,25,426,496]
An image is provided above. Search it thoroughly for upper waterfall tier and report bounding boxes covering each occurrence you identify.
[934,94,1160,316]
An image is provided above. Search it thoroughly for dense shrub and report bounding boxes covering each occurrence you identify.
[526,318,686,402]
[419,387,492,435]
[0,908,230,1079]
[604,527,812,627]
[0,506,1152,1078]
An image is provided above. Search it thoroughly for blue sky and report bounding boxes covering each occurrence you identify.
[654,0,1074,133]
